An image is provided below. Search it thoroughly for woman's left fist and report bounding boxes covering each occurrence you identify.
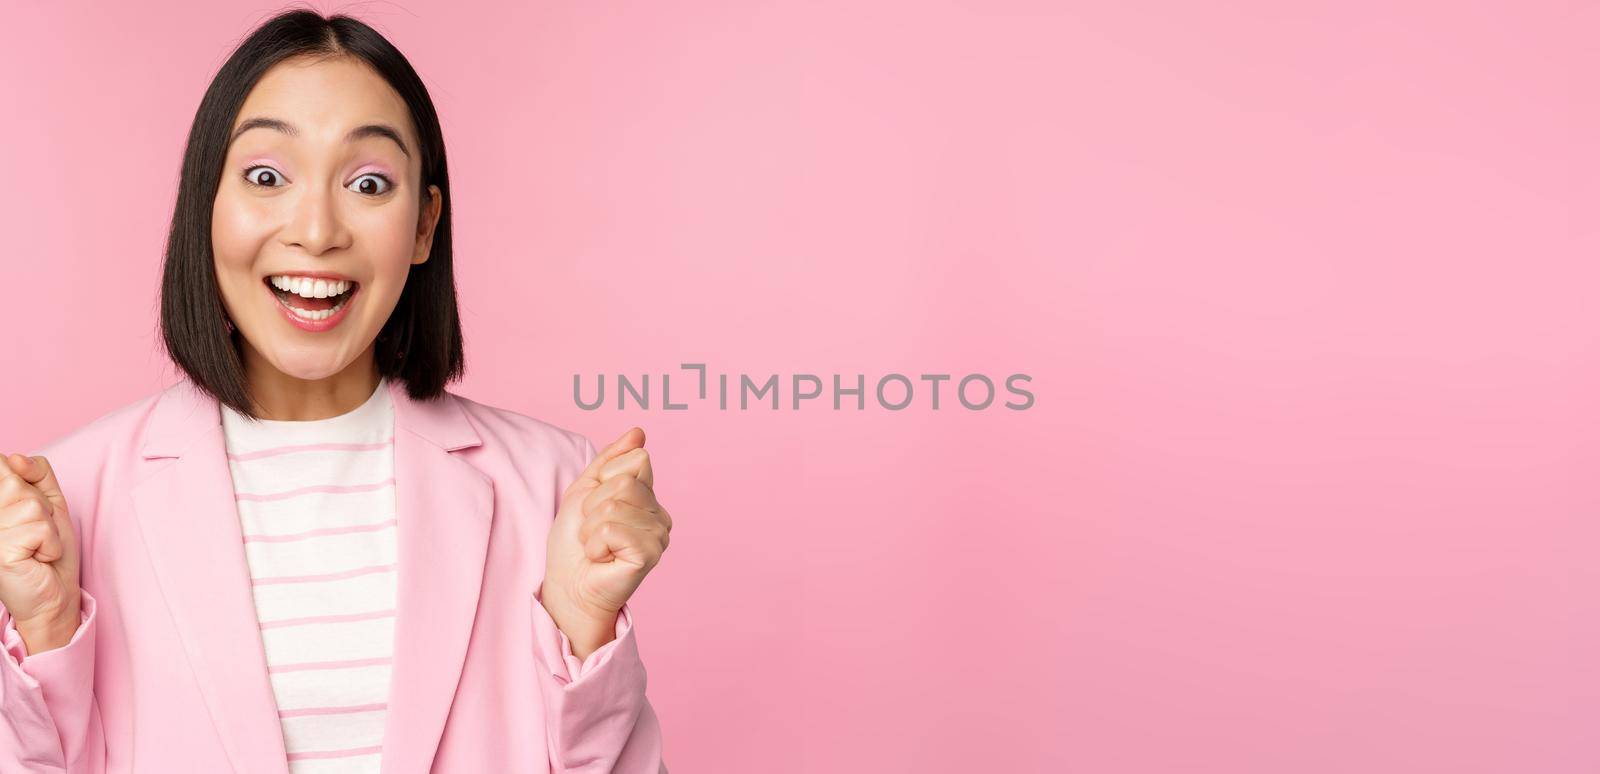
[543,427,672,634]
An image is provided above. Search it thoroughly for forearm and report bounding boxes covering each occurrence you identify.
[529,592,658,773]
[1,589,105,772]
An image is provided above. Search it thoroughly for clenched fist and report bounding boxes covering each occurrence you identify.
[0,453,83,655]
[540,427,672,660]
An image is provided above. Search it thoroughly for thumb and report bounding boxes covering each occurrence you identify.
[8,454,65,513]
[577,427,645,485]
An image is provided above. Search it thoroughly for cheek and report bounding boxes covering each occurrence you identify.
[360,203,421,261]
[210,198,268,318]
[351,205,421,294]
[210,191,270,270]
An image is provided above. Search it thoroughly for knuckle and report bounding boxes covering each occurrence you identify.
[19,520,51,544]
[19,498,48,522]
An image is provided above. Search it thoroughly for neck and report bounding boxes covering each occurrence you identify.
[239,342,381,421]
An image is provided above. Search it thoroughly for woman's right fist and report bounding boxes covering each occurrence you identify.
[0,453,82,653]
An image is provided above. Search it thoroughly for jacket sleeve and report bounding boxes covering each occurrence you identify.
[530,432,666,773]
[0,587,107,773]
[531,589,665,773]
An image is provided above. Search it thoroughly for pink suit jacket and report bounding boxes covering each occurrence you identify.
[0,377,666,773]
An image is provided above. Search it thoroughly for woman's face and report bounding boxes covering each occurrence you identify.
[212,55,441,382]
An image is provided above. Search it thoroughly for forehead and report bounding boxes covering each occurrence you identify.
[232,56,414,150]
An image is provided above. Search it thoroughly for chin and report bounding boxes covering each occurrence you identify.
[267,350,356,381]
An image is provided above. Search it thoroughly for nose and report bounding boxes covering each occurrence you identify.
[278,180,353,255]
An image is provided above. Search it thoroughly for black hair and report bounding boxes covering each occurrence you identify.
[158,7,462,419]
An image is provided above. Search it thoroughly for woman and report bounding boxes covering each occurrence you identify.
[0,10,670,773]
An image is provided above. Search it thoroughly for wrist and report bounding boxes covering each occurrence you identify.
[538,582,619,660]
[15,616,78,656]
[13,594,82,656]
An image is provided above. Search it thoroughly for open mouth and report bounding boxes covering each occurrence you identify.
[264,276,360,322]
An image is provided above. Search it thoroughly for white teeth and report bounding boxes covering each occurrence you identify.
[269,275,352,298]
[267,274,354,324]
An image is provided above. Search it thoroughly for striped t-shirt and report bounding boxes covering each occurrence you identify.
[220,377,398,773]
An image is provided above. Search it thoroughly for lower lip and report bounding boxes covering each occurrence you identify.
[266,281,359,332]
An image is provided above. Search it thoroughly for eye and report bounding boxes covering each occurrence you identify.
[349,173,393,196]
[242,165,285,188]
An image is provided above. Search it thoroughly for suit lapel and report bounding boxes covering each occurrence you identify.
[378,378,495,774]
[132,379,292,774]
[133,377,493,774]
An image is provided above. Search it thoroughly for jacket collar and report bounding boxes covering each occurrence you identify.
[131,376,495,774]
[139,376,481,459]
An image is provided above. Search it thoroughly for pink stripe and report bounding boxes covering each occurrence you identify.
[269,656,393,674]
[287,745,384,761]
[227,438,392,462]
[278,702,387,718]
[252,563,396,586]
[260,608,396,630]
[243,518,397,543]
[235,477,395,502]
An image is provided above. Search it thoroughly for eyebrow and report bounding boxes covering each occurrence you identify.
[228,116,411,159]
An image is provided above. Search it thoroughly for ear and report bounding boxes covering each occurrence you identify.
[412,184,443,266]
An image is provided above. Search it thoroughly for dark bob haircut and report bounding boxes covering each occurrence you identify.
[159,8,462,420]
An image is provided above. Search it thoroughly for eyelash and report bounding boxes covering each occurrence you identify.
[241,165,394,196]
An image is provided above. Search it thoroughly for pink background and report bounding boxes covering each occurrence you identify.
[2,1,1593,771]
